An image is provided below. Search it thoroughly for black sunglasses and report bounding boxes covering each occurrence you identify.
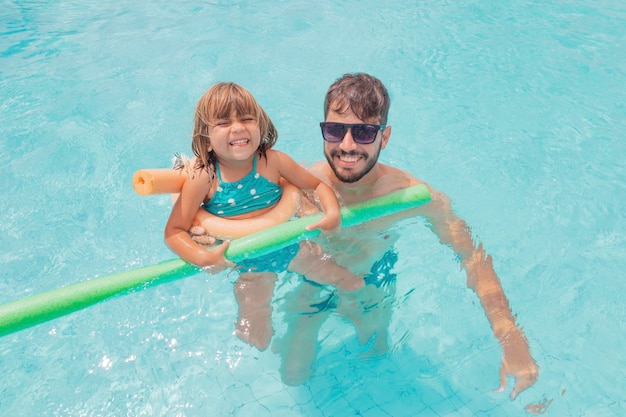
[320,122,386,145]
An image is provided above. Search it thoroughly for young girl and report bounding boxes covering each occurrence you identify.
[165,82,361,350]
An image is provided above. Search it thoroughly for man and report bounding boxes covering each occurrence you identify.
[277,73,538,400]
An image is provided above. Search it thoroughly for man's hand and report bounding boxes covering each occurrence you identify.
[497,328,540,400]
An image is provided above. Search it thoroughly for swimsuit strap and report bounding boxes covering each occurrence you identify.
[215,160,222,181]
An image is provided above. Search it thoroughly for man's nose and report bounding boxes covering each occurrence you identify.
[339,128,357,150]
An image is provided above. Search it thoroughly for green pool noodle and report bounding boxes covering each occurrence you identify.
[0,184,430,338]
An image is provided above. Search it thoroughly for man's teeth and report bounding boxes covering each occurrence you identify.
[340,155,360,162]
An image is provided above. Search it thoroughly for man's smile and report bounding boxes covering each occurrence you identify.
[334,151,366,166]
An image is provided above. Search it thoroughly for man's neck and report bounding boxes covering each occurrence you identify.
[326,161,416,205]
[329,164,384,204]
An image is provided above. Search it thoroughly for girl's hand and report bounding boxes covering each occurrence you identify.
[189,226,216,245]
[197,240,234,272]
[305,210,341,232]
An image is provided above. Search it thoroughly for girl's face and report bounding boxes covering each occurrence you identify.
[207,110,261,164]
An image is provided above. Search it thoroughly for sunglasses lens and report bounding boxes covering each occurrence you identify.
[351,124,378,144]
[322,123,346,142]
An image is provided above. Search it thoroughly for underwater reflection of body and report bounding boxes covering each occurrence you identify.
[273,231,401,386]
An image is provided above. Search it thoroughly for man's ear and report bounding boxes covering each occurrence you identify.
[380,125,391,149]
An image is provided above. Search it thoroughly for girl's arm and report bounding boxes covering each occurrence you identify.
[272,151,341,231]
[164,169,231,268]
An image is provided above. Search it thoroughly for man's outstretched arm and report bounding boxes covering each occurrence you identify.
[418,189,539,399]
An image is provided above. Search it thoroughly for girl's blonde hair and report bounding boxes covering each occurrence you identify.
[191,82,278,176]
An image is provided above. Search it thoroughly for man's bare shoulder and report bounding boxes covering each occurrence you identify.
[378,163,420,180]
[372,163,423,195]
[307,160,331,178]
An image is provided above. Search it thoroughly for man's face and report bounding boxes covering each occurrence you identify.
[323,108,389,184]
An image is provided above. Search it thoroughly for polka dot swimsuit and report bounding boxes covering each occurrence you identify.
[203,156,282,217]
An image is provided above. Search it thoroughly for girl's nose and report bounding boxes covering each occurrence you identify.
[231,120,244,131]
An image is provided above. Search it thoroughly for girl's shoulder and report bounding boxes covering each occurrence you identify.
[182,157,215,191]
[259,149,292,166]
[262,148,286,159]
[257,150,293,181]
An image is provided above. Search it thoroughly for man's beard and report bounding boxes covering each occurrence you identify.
[324,144,381,184]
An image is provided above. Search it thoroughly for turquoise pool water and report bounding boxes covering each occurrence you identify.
[1,1,625,416]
